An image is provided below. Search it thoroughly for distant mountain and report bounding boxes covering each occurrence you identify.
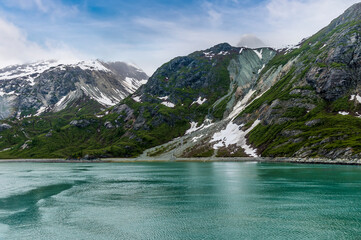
[0,60,148,119]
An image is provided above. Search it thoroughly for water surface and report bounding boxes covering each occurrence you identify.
[0,162,360,239]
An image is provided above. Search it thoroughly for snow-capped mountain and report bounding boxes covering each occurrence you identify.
[0,60,148,119]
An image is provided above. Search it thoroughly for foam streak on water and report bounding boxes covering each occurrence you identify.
[0,162,361,239]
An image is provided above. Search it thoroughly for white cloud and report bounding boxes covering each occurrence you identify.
[263,0,361,47]
[207,9,222,27]
[2,0,78,17]
[0,18,82,68]
[0,0,360,75]
[131,17,240,74]
[121,0,361,74]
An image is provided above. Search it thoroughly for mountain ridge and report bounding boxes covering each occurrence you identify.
[0,3,360,160]
[0,59,148,119]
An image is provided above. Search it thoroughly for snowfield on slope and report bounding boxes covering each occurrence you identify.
[211,120,261,157]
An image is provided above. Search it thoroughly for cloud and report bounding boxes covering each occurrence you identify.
[0,0,360,75]
[100,0,361,74]
[0,17,82,68]
[263,0,361,47]
[130,16,241,74]
[2,0,78,17]
[237,34,266,48]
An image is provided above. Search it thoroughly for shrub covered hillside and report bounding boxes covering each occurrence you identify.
[0,43,275,158]
[0,3,360,160]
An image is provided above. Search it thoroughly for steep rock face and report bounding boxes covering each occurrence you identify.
[232,2,361,159]
[305,3,361,101]
[0,60,148,119]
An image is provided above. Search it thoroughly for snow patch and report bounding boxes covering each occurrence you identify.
[55,95,67,108]
[76,60,110,72]
[158,96,169,100]
[210,120,261,157]
[350,94,361,104]
[279,44,300,53]
[80,86,116,106]
[192,135,204,142]
[203,51,215,59]
[239,48,244,54]
[258,64,265,74]
[218,51,229,55]
[338,111,349,116]
[185,122,203,135]
[132,96,141,102]
[0,147,11,152]
[0,90,16,97]
[185,119,213,135]
[139,79,148,85]
[211,122,243,149]
[35,106,47,116]
[123,77,139,92]
[192,97,207,105]
[253,49,263,59]
[227,90,256,120]
[0,60,60,82]
[95,92,115,106]
[161,102,175,108]
[0,60,114,90]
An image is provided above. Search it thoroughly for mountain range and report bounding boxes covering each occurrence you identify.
[0,2,360,160]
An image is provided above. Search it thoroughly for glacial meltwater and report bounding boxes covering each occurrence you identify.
[0,162,361,239]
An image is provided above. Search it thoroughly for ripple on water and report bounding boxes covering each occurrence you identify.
[0,223,9,238]
[1,162,361,239]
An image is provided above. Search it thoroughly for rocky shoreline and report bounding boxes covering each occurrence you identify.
[0,157,361,165]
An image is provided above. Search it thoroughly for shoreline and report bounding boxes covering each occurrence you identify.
[0,157,361,165]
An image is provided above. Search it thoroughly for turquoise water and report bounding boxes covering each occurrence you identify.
[0,162,361,239]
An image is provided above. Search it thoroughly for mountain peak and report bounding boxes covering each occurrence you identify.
[0,59,148,119]
[208,43,233,53]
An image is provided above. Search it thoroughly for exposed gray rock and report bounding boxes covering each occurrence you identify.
[0,123,11,132]
[305,119,321,127]
[46,130,53,137]
[70,119,91,128]
[305,3,361,101]
[274,117,293,124]
[318,147,353,159]
[113,104,134,121]
[281,130,303,137]
[82,154,98,160]
[289,89,314,96]
[20,140,31,150]
[104,121,114,129]
[320,137,331,144]
[294,147,313,158]
[291,138,304,144]
[133,116,148,131]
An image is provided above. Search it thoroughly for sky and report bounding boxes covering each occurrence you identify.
[0,0,359,75]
